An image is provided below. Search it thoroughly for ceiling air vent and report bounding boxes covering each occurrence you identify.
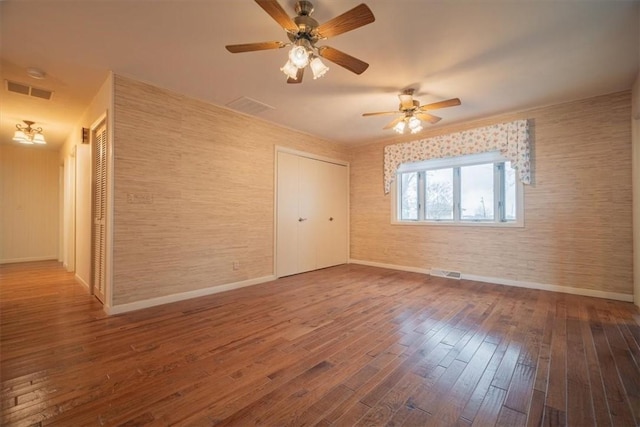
[226,96,274,116]
[6,80,54,100]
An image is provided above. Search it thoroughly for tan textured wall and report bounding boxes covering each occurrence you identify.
[112,75,348,305]
[633,73,640,307]
[0,145,60,263]
[350,91,633,296]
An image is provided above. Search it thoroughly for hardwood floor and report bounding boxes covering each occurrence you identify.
[1,261,639,426]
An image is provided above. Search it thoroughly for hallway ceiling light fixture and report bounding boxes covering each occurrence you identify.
[13,120,47,144]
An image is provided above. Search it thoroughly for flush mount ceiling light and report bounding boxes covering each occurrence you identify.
[363,89,462,134]
[13,120,47,144]
[226,0,374,83]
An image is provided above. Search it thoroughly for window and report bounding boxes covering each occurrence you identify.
[393,152,523,226]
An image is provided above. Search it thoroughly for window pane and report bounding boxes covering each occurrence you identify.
[504,161,517,221]
[425,169,453,220]
[461,163,494,220]
[399,172,418,220]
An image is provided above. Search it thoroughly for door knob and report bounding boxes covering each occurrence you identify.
[329,217,334,221]
[298,217,307,222]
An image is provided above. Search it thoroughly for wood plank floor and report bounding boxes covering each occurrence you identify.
[1,261,639,426]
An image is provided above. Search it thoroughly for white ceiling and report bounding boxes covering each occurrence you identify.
[1,0,638,150]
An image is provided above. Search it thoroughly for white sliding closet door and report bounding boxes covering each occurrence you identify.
[316,160,348,269]
[297,156,320,273]
[276,151,348,277]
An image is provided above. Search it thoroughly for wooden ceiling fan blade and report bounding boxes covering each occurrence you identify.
[362,111,400,117]
[415,112,442,124]
[419,98,462,111]
[383,116,404,130]
[287,67,304,84]
[255,0,298,32]
[317,46,369,74]
[316,4,375,39]
[225,41,286,53]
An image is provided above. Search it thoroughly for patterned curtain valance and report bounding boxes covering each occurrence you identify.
[383,119,530,193]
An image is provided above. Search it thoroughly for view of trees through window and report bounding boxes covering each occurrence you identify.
[397,159,519,224]
[425,169,453,220]
[400,172,418,220]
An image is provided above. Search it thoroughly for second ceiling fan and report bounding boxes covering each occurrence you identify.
[225,0,375,83]
[363,89,462,134]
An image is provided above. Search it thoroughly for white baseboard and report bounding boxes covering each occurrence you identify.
[349,259,431,275]
[105,275,277,315]
[0,256,58,265]
[75,274,90,290]
[349,259,633,302]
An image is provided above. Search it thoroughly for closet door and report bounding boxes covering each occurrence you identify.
[92,121,107,303]
[316,161,348,269]
[276,152,299,277]
[276,151,348,277]
[297,156,320,273]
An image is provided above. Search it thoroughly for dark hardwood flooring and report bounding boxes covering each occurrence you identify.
[1,261,639,426]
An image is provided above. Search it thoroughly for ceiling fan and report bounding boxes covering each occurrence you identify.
[363,89,462,134]
[225,0,375,83]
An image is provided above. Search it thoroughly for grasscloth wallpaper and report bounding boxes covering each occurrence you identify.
[112,75,349,306]
[349,91,633,296]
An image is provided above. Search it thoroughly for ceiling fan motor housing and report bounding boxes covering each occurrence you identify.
[290,15,319,41]
[290,1,319,43]
[295,0,314,16]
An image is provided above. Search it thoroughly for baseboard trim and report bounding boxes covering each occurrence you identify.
[75,274,90,290]
[0,256,58,265]
[349,259,431,275]
[105,275,277,315]
[349,259,633,302]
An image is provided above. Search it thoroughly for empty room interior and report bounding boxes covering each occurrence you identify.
[1,1,640,425]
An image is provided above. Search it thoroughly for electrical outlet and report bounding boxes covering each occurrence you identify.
[233,261,240,270]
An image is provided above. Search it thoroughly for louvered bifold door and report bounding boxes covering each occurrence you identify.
[92,123,107,303]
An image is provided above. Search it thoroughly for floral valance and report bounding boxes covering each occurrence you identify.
[383,119,530,193]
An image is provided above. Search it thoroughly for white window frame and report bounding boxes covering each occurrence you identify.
[391,151,524,227]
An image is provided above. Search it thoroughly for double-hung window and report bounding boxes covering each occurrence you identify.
[394,152,523,226]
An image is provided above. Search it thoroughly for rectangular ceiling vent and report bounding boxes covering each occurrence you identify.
[226,96,274,116]
[6,80,54,100]
[430,268,462,280]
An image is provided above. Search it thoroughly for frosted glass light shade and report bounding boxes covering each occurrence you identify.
[33,133,47,144]
[280,60,299,80]
[408,116,421,130]
[310,57,329,79]
[13,130,27,142]
[393,121,406,134]
[289,46,310,68]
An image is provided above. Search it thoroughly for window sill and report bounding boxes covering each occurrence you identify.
[390,219,524,228]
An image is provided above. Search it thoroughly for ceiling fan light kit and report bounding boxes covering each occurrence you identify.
[394,116,423,134]
[226,0,375,84]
